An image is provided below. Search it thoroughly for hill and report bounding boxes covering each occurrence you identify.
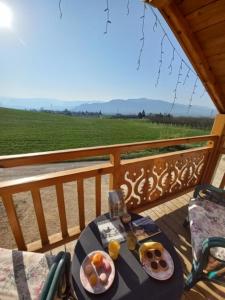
[74,98,216,117]
[0,108,209,156]
[0,97,216,117]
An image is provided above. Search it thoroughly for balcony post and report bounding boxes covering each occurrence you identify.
[109,151,121,190]
[202,114,225,184]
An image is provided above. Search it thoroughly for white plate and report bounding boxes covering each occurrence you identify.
[80,250,115,294]
[141,249,174,280]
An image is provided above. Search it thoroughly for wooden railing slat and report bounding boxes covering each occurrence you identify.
[77,179,85,230]
[95,175,101,217]
[0,163,113,195]
[31,189,49,245]
[27,225,80,253]
[2,194,27,250]
[55,183,68,238]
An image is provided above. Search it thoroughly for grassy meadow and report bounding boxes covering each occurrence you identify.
[0,108,210,157]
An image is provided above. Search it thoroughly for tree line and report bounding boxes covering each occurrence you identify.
[32,108,213,129]
[111,111,213,129]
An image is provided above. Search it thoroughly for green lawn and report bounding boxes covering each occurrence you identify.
[0,108,210,156]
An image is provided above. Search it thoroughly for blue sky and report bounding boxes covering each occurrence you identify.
[0,0,214,108]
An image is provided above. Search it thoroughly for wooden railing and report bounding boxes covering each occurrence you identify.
[0,134,218,252]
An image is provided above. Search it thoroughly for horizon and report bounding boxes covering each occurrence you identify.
[0,1,215,110]
[0,96,216,111]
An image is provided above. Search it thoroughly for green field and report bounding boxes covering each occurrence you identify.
[0,108,209,157]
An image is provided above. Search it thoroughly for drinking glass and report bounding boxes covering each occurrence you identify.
[108,240,120,260]
[127,231,137,251]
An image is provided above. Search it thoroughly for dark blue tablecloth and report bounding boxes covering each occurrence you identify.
[71,213,184,300]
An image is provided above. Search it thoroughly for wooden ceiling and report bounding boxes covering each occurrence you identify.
[147,0,225,113]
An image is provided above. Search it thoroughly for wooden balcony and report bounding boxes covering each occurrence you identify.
[0,134,219,252]
[0,117,225,299]
[1,1,225,298]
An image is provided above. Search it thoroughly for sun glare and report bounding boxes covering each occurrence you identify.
[0,2,13,29]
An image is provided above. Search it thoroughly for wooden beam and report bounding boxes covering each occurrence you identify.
[176,0,215,16]
[150,1,225,113]
[185,0,225,33]
[147,0,172,9]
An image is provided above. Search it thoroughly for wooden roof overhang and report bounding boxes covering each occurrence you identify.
[146,0,225,113]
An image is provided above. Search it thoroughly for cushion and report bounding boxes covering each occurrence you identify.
[0,248,54,300]
[189,198,225,261]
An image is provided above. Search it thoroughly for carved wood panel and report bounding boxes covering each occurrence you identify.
[119,148,210,210]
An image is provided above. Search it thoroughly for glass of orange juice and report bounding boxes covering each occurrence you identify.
[108,240,120,260]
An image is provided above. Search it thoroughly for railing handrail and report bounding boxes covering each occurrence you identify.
[121,145,213,166]
[0,162,113,195]
[0,134,218,168]
[0,145,213,196]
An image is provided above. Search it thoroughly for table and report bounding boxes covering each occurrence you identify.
[71,213,184,300]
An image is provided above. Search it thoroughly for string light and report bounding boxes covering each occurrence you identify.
[187,77,198,113]
[126,0,130,16]
[153,10,158,32]
[59,0,63,19]
[183,68,190,85]
[92,2,207,113]
[155,33,166,86]
[168,47,175,75]
[136,3,147,71]
[200,88,206,98]
[150,7,196,77]
[169,60,183,114]
[104,0,111,34]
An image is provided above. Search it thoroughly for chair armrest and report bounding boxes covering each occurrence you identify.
[202,237,225,253]
[47,252,71,300]
[40,252,71,300]
[202,237,225,280]
[194,184,225,205]
[196,237,225,273]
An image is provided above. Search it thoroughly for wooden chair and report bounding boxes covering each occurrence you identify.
[185,184,225,290]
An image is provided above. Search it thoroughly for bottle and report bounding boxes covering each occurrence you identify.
[108,189,124,219]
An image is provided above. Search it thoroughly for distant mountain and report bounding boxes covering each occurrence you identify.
[0,97,216,117]
[74,98,216,117]
[0,97,89,111]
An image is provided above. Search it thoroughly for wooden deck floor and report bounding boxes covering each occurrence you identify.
[54,193,225,300]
